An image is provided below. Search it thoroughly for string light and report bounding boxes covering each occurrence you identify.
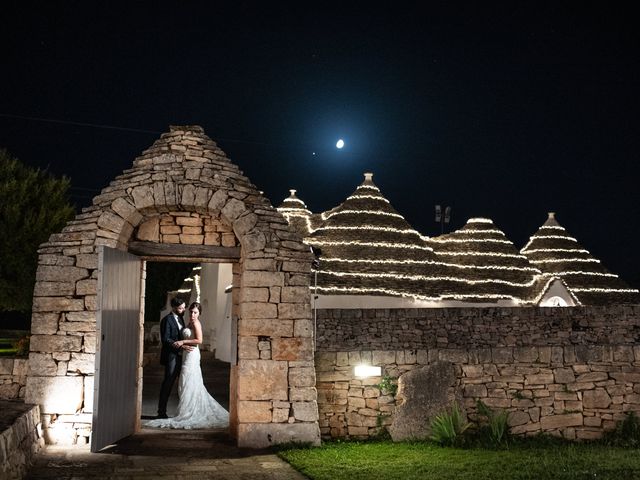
[317,269,538,287]
[312,285,524,303]
[194,274,201,302]
[306,239,435,251]
[467,218,494,224]
[319,256,540,272]
[435,251,528,259]
[571,287,639,293]
[346,194,390,203]
[312,225,427,236]
[530,258,600,264]
[432,228,507,236]
[321,209,406,221]
[542,271,619,278]
[429,238,513,244]
[522,248,590,254]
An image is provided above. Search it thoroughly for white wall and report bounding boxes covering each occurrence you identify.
[199,263,233,361]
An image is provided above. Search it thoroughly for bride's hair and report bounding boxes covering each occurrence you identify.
[189,302,202,315]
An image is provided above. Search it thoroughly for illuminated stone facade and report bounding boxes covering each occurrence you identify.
[21,125,319,448]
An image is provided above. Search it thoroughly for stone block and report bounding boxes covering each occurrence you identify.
[508,411,530,427]
[179,234,204,244]
[288,367,316,387]
[272,338,312,361]
[611,373,640,383]
[439,349,468,363]
[28,353,57,376]
[281,286,311,303]
[525,374,554,386]
[110,197,142,226]
[221,198,247,221]
[233,212,258,236]
[136,217,160,242]
[238,336,259,359]
[278,303,312,320]
[554,368,575,384]
[0,358,13,375]
[240,302,277,319]
[540,413,583,430]
[76,279,97,296]
[463,384,487,398]
[30,335,82,353]
[294,319,313,338]
[68,353,95,374]
[237,360,288,401]
[83,334,96,354]
[25,376,83,414]
[583,388,612,409]
[293,401,319,421]
[98,210,127,233]
[290,387,317,402]
[389,361,459,442]
[237,422,320,448]
[30,313,60,335]
[33,281,75,296]
[514,347,538,363]
[576,372,608,383]
[371,350,396,365]
[239,288,269,303]
[32,297,85,313]
[237,400,272,423]
[242,271,284,288]
[239,317,292,337]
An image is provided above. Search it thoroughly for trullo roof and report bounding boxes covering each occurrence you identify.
[520,212,640,305]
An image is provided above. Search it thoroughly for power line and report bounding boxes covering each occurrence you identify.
[0,113,283,147]
[0,113,162,135]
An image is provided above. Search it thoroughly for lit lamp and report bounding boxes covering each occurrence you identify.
[354,364,382,378]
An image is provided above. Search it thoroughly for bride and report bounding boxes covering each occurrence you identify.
[145,302,229,429]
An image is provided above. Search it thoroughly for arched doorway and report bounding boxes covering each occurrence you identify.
[25,126,320,450]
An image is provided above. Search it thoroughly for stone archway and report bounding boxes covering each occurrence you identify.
[25,125,319,448]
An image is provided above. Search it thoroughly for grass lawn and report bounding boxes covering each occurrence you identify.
[279,439,640,480]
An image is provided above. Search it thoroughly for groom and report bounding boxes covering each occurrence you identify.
[157,297,190,418]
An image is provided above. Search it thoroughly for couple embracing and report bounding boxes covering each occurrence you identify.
[145,297,229,429]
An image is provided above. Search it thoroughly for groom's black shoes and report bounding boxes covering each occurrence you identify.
[157,413,169,419]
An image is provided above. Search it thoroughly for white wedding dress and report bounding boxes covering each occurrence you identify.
[145,327,229,429]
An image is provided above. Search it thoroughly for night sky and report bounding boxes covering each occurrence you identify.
[2,3,638,287]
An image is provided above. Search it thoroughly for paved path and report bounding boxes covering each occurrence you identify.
[24,352,307,479]
[26,428,307,479]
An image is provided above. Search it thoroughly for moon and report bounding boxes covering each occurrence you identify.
[336,139,345,149]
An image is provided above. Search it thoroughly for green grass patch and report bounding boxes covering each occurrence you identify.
[278,439,640,480]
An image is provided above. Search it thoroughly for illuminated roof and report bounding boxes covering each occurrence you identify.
[520,212,640,304]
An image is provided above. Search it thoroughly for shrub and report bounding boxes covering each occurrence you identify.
[430,403,470,447]
[476,400,510,447]
[377,374,397,396]
[604,411,640,447]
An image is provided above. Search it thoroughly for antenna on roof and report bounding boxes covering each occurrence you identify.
[435,205,452,234]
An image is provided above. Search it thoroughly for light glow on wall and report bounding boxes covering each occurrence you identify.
[354,365,382,378]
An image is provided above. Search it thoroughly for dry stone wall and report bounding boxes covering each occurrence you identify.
[25,125,318,448]
[0,359,28,400]
[315,306,640,441]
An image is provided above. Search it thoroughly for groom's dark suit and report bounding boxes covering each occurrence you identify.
[158,310,184,417]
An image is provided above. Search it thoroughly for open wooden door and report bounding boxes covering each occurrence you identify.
[91,246,142,452]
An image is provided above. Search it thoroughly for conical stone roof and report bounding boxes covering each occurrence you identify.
[428,218,540,302]
[277,189,314,236]
[306,173,452,300]
[520,212,640,305]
